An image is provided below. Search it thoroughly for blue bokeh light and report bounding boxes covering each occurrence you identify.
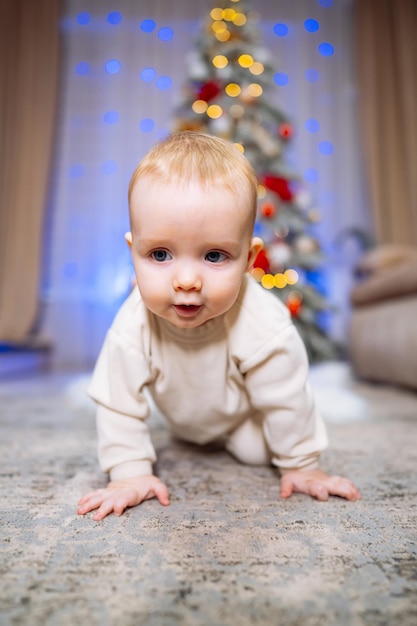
[305,118,320,133]
[158,27,174,41]
[141,19,156,33]
[156,76,173,90]
[63,262,78,278]
[305,68,320,82]
[76,12,90,25]
[304,168,319,183]
[107,11,122,25]
[140,67,157,82]
[101,160,117,174]
[75,62,90,75]
[69,164,85,178]
[273,72,289,86]
[273,23,289,37]
[140,118,156,132]
[304,19,320,32]
[319,141,334,155]
[318,0,333,7]
[105,59,121,74]
[103,111,120,125]
[318,42,334,56]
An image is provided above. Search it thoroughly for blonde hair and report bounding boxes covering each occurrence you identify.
[128,131,258,228]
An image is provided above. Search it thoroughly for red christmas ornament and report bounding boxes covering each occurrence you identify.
[253,249,270,273]
[279,123,293,139]
[198,81,221,102]
[262,175,293,201]
[261,202,276,218]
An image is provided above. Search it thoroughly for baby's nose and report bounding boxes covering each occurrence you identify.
[173,263,202,291]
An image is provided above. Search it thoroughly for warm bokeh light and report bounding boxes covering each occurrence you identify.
[234,143,245,153]
[212,55,228,68]
[238,54,254,68]
[212,20,227,33]
[225,83,241,97]
[215,30,231,42]
[233,13,247,26]
[210,8,223,21]
[261,274,275,289]
[249,62,264,75]
[192,100,208,114]
[250,267,265,282]
[274,273,287,289]
[247,83,263,97]
[222,8,236,21]
[207,104,223,118]
[285,269,299,285]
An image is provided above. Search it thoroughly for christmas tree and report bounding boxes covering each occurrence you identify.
[173,0,338,362]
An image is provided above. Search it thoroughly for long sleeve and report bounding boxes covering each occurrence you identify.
[87,292,157,480]
[96,404,156,479]
[243,324,328,472]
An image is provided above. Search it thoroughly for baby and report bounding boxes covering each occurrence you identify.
[78,131,360,521]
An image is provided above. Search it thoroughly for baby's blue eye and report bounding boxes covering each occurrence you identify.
[151,250,171,262]
[205,250,227,263]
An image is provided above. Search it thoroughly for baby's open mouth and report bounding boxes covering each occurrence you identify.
[174,304,202,317]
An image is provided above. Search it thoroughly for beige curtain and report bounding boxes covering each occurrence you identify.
[355,0,417,246]
[0,0,60,341]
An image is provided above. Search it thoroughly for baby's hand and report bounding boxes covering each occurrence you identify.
[280,469,361,502]
[77,475,170,521]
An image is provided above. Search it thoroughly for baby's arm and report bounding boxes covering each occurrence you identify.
[79,403,167,519]
[280,469,360,501]
[244,324,361,502]
[77,475,170,520]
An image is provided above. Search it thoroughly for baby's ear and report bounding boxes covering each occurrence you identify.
[247,236,263,270]
[124,232,133,249]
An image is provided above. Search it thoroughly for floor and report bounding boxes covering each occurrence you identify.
[0,362,416,626]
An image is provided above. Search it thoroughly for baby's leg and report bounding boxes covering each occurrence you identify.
[225,416,271,466]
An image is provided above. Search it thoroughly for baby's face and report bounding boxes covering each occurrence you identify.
[128,177,258,328]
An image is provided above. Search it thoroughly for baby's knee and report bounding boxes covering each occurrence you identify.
[225,418,271,466]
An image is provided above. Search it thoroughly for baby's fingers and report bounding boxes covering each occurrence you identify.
[327,476,361,501]
[77,491,108,516]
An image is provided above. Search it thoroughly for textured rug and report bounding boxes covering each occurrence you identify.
[0,364,416,626]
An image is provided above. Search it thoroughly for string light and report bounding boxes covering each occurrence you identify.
[233,13,247,26]
[261,274,275,289]
[212,55,228,68]
[247,83,263,97]
[222,8,236,21]
[207,104,223,118]
[192,100,208,114]
[249,62,264,76]
[215,30,230,41]
[210,8,223,20]
[212,20,227,33]
[285,269,299,285]
[225,83,241,97]
[274,273,287,288]
[238,54,254,68]
[250,267,265,282]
